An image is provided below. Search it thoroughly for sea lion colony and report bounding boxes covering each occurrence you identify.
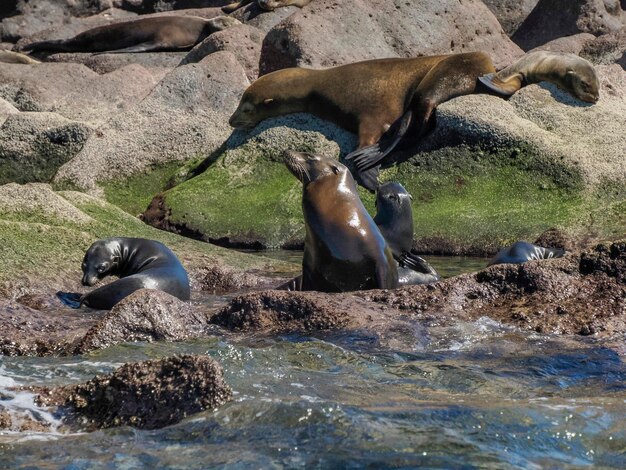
[7,2,596,305]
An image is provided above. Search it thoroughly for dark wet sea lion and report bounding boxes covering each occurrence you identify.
[488,240,566,266]
[283,150,398,292]
[374,182,439,285]
[479,51,600,103]
[21,16,240,54]
[222,0,311,13]
[229,52,496,191]
[57,237,190,310]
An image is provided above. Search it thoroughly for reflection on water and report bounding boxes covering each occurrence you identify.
[1,257,625,468]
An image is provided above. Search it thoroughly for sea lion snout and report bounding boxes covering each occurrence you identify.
[82,273,99,287]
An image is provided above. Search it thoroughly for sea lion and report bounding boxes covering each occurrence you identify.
[479,51,600,104]
[374,182,439,285]
[0,50,40,64]
[488,240,566,266]
[21,16,240,54]
[222,0,311,13]
[56,237,191,310]
[229,52,496,191]
[283,150,398,292]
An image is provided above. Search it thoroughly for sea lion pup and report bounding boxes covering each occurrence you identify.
[374,182,439,285]
[222,0,311,13]
[283,150,398,292]
[487,240,566,266]
[348,51,600,184]
[479,51,600,104]
[56,237,191,310]
[229,52,496,191]
[21,16,240,54]
[0,50,40,64]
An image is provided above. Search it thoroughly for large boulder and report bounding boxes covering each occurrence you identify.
[53,51,249,192]
[259,0,523,75]
[37,355,233,430]
[0,112,91,185]
[0,98,18,127]
[482,0,540,36]
[513,0,626,51]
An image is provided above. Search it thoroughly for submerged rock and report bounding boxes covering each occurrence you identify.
[36,355,233,430]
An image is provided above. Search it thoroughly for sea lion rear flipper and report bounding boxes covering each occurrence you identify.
[353,165,380,193]
[478,72,523,96]
[222,0,252,13]
[56,291,82,309]
[399,252,439,278]
[96,42,166,54]
[275,275,303,291]
[346,110,413,172]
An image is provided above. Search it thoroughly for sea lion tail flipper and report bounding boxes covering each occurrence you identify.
[346,110,413,172]
[56,291,82,309]
[20,39,67,53]
[478,72,523,96]
[353,165,380,193]
[399,252,439,279]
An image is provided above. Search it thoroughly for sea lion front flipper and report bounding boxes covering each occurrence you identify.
[346,110,413,172]
[56,291,82,309]
[353,165,381,193]
[398,252,439,279]
[95,42,167,54]
[222,0,253,13]
[478,72,523,96]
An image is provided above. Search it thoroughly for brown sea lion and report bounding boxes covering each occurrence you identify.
[222,0,311,14]
[229,52,496,191]
[21,16,241,54]
[479,51,600,103]
[283,150,398,292]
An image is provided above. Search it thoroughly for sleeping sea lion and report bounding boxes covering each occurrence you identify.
[21,16,240,54]
[479,51,600,103]
[56,237,191,310]
[222,0,311,13]
[283,150,398,292]
[229,52,496,191]
[488,240,566,266]
[374,182,439,285]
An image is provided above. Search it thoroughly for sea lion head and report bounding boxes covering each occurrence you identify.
[375,182,413,217]
[81,239,121,286]
[283,150,346,186]
[229,68,312,129]
[563,59,600,103]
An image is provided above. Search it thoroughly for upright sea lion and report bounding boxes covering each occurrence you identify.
[21,16,240,54]
[283,150,398,292]
[488,241,565,266]
[479,51,599,103]
[222,0,311,13]
[374,182,439,285]
[57,237,191,310]
[229,52,496,191]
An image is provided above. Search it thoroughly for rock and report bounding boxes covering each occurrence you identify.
[182,24,265,81]
[44,51,185,75]
[230,3,300,33]
[513,0,626,51]
[0,98,18,127]
[37,355,233,430]
[528,33,596,56]
[75,289,212,353]
[581,29,626,65]
[189,262,283,292]
[0,112,91,185]
[53,50,249,191]
[534,228,576,251]
[259,0,523,75]
[214,240,626,337]
[482,0,540,36]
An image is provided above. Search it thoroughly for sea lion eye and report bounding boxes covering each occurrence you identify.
[263,98,274,105]
[330,165,340,174]
[96,264,108,274]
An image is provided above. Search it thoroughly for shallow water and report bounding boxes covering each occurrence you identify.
[1,257,625,469]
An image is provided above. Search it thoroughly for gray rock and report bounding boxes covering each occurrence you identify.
[182,24,264,80]
[580,29,626,65]
[513,0,626,51]
[75,289,212,353]
[260,0,523,75]
[482,0,540,36]
[230,3,299,33]
[528,33,596,56]
[53,50,249,191]
[43,51,186,75]
[0,98,18,127]
[0,112,91,185]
